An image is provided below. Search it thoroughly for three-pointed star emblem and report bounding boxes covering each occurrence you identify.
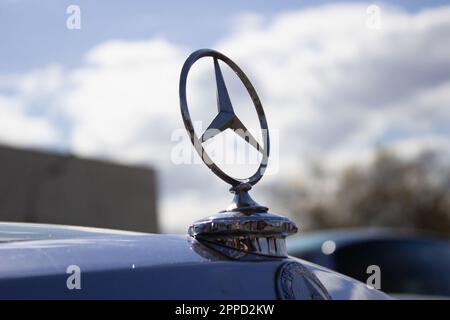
[200,58,264,154]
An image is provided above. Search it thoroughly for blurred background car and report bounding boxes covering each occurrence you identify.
[287,228,450,299]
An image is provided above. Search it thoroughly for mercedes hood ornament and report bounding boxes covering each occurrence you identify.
[179,49,297,259]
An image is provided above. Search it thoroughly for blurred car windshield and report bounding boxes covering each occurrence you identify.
[289,233,450,297]
[334,239,450,297]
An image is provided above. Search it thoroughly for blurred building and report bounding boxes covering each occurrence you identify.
[0,145,158,233]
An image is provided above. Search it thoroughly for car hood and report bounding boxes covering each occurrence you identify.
[0,222,391,300]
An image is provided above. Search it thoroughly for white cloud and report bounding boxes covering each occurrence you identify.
[161,190,227,234]
[216,4,450,178]
[0,95,58,147]
[0,65,63,148]
[1,4,450,232]
[64,39,188,165]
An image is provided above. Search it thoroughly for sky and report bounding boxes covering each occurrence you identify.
[1,0,450,233]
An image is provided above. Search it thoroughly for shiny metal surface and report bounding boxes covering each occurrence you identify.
[179,49,298,259]
[276,262,332,300]
[179,49,269,187]
[189,211,297,258]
